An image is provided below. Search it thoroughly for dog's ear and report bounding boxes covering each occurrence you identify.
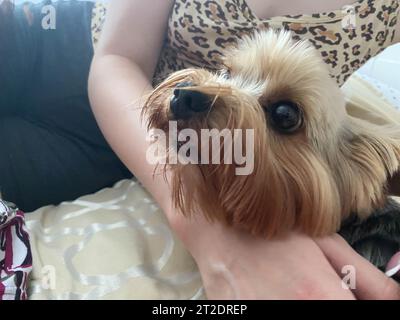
[334,117,400,219]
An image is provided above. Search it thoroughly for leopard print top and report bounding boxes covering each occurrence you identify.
[92,0,399,86]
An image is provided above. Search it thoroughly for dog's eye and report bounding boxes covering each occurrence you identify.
[267,101,303,134]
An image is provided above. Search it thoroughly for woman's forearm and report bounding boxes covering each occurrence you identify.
[88,54,172,213]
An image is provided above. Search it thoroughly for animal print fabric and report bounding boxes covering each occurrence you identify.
[91,0,399,86]
[91,0,107,49]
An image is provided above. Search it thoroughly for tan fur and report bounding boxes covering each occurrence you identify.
[143,29,400,238]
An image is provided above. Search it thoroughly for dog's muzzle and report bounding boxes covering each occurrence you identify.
[170,82,211,120]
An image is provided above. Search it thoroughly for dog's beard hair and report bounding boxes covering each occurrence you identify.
[143,30,400,238]
[187,139,345,237]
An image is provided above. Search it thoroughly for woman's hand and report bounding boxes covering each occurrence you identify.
[166,207,400,300]
[316,234,400,300]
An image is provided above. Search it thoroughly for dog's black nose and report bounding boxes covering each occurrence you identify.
[170,82,211,120]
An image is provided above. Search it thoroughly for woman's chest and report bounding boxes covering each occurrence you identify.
[160,0,399,85]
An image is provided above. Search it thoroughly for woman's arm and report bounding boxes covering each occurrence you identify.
[88,0,174,213]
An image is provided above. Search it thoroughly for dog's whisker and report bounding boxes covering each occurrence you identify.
[209,91,220,112]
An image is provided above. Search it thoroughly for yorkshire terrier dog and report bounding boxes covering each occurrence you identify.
[143,30,400,274]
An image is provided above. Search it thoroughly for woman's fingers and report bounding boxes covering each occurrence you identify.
[386,252,400,278]
[316,234,400,300]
